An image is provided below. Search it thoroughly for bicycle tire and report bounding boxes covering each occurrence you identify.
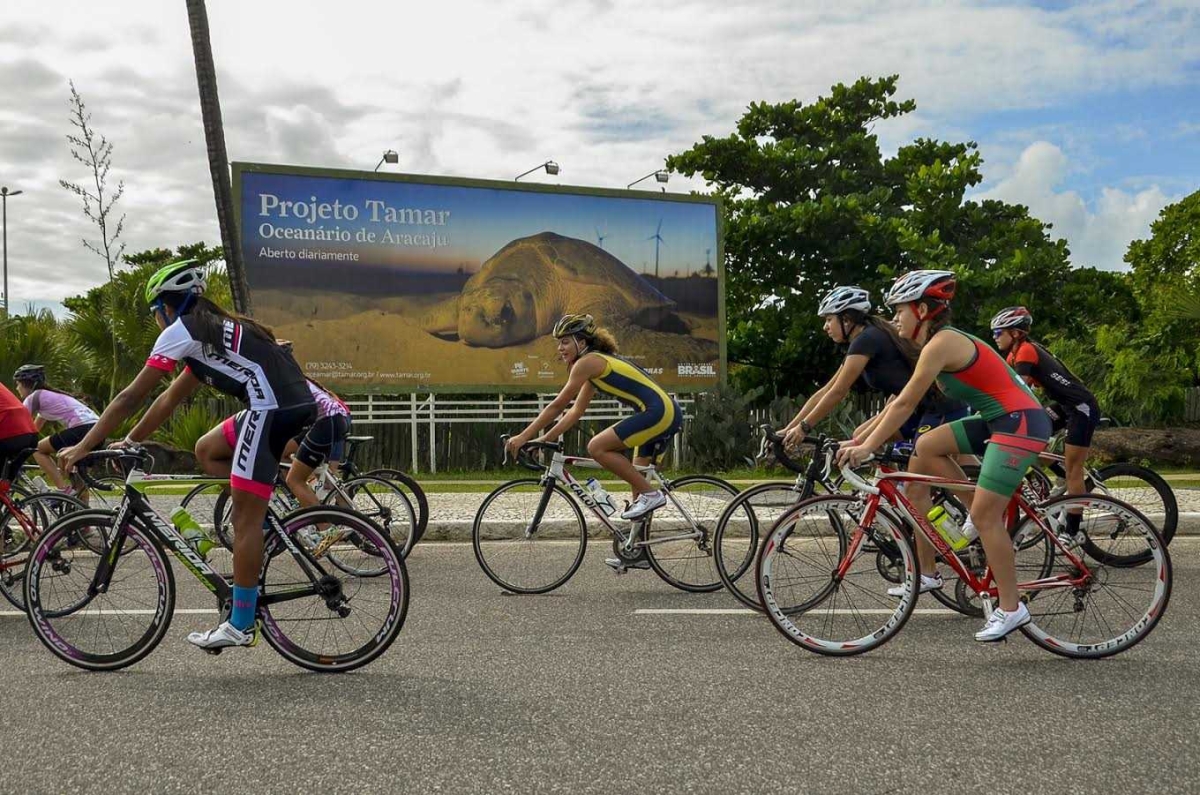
[0,491,88,610]
[643,475,740,593]
[258,506,410,673]
[24,511,176,671]
[1081,463,1178,566]
[713,481,811,609]
[757,495,919,656]
[330,475,418,558]
[472,478,587,594]
[1020,494,1171,659]
[363,468,429,543]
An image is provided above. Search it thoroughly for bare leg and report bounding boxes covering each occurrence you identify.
[230,488,269,588]
[1063,443,1089,533]
[970,488,1020,611]
[34,437,69,490]
[587,428,654,494]
[195,424,234,478]
[907,425,970,576]
[286,458,319,509]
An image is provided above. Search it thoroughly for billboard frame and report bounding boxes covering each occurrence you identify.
[230,161,725,395]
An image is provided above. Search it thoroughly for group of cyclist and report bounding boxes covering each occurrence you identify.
[1,256,1102,653]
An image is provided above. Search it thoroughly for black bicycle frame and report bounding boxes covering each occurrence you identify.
[89,477,335,614]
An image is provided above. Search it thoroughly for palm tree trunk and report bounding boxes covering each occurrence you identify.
[185,0,251,314]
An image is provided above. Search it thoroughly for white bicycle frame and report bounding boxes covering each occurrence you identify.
[540,450,706,553]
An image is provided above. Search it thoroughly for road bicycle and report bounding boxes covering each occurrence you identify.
[340,435,429,545]
[0,454,87,610]
[713,426,1035,616]
[23,446,410,672]
[756,457,1171,659]
[472,437,742,594]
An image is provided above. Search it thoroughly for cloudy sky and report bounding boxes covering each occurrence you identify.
[1,0,1197,314]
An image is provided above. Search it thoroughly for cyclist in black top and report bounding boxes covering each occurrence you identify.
[783,286,965,448]
[991,306,1100,539]
[59,259,316,653]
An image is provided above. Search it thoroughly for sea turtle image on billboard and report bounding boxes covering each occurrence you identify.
[419,232,691,347]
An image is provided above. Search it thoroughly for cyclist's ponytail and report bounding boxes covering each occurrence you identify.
[588,327,619,355]
[161,293,277,351]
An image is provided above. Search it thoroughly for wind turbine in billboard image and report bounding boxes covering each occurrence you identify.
[647,219,666,280]
[595,225,607,250]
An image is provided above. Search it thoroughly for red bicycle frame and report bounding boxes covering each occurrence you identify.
[835,467,1093,604]
[0,479,46,574]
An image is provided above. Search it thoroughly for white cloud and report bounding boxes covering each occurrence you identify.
[978,141,1171,271]
[0,0,1196,307]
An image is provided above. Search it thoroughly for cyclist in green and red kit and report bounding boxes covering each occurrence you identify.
[838,270,1051,642]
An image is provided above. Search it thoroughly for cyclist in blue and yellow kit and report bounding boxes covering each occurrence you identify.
[505,314,682,569]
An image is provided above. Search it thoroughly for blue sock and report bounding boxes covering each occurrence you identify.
[230,585,258,632]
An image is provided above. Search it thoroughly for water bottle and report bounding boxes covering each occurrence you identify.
[585,478,618,517]
[171,506,215,560]
[927,504,969,551]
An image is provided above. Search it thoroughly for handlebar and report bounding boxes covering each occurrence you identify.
[839,460,880,495]
[74,445,154,486]
[501,435,561,473]
[758,425,837,477]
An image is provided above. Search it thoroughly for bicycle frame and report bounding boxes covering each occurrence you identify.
[0,480,45,574]
[88,464,340,614]
[843,467,1093,611]
[537,451,705,552]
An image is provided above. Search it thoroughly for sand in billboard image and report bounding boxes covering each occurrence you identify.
[255,232,719,389]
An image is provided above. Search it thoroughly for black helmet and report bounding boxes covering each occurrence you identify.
[13,364,45,387]
[552,313,597,339]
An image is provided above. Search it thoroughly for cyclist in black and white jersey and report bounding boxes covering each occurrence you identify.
[59,259,316,653]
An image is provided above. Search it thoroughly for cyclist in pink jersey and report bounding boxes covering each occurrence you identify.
[273,341,351,508]
[838,270,1051,642]
[14,365,100,494]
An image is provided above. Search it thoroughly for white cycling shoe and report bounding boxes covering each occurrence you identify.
[621,491,666,520]
[187,620,259,652]
[974,603,1031,643]
[887,573,943,597]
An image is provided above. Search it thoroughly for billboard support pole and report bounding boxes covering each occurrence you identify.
[428,394,437,474]
[410,393,418,473]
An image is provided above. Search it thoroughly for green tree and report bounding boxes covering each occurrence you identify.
[667,76,1129,397]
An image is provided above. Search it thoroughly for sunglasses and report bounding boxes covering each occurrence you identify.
[149,300,166,318]
[991,329,1006,338]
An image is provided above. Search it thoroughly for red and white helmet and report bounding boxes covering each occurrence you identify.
[817,286,872,317]
[990,306,1032,331]
[884,270,957,307]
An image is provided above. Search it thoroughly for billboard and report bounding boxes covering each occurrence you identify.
[232,163,724,392]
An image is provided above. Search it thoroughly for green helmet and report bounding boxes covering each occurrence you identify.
[145,259,206,303]
[552,313,597,339]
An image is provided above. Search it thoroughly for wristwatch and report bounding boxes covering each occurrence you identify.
[800,420,813,434]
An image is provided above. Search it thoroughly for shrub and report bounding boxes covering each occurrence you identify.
[688,384,761,471]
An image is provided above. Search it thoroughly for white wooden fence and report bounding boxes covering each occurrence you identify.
[344,393,695,473]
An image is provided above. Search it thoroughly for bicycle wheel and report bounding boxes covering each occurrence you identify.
[330,476,418,558]
[24,511,176,671]
[364,468,429,544]
[257,506,408,672]
[472,479,587,594]
[0,492,88,610]
[758,495,919,656]
[642,475,739,593]
[1019,495,1171,659]
[1082,463,1178,566]
[713,481,810,610]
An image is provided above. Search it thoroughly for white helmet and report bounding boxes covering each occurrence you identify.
[884,270,957,307]
[817,286,872,317]
[990,306,1033,331]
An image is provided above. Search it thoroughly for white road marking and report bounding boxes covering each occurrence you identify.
[0,608,218,618]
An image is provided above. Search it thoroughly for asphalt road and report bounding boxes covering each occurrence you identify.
[3,540,1198,794]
